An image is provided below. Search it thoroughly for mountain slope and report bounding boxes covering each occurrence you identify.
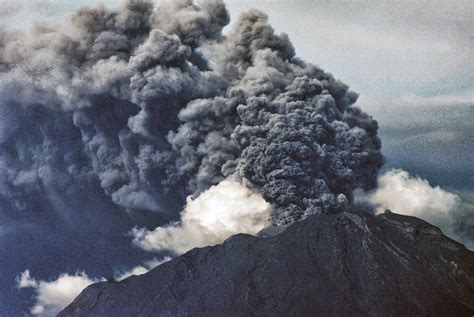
[60,211,474,316]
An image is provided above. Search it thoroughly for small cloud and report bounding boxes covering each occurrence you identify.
[114,256,172,281]
[16,270,38,288]
[132,178,271,254]
[16,270,101,316]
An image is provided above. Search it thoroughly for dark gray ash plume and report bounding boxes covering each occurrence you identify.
[0,0,382,225]
[169,9,383,224]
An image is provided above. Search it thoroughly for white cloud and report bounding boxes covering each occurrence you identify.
[132,178,271,254]
[16,270,101,317]
[362,169,459,223]
[16,256,173,316]
[17,270,38,288]
[357,169,474,248]
[114,256,171,281]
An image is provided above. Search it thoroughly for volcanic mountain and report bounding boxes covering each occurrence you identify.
[60,210,474,316]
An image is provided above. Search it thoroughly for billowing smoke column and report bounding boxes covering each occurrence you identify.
[0,0,382,226]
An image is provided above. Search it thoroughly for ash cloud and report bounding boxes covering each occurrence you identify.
[0,0,382,225]
[1,0,384,314]
[168,9,383,224]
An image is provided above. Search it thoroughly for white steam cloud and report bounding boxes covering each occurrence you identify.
[17,256,173,316]
[16,270,101,317]
[132,178,271,254]
[114,256,172,281]
[359,169,472,248]
[368,169,459,219]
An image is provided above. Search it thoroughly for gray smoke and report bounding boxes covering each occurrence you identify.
[169,9,383,223]
[0,0,382,226]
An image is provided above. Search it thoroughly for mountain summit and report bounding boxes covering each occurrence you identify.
[60,211,474,316]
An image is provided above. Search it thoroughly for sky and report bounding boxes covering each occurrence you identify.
[0,0,473,316]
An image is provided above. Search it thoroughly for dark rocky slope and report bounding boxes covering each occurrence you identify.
[60,211,474,316]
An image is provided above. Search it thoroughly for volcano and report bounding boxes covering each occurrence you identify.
[60,210,474,316]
